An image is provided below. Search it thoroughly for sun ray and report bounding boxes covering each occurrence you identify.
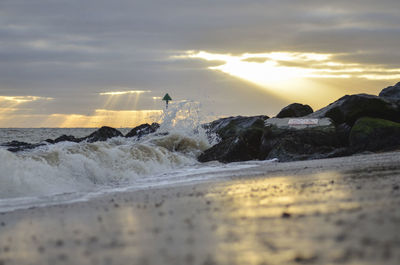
[99,90,151,96]
[55,109,162,128]
[180,50,400,107]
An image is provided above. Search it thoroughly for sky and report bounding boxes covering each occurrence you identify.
[1,0,400,127]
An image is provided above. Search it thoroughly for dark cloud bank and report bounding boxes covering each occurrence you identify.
[0,0,399,119]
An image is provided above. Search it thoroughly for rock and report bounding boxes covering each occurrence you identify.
[265,117,333,131]
[81,126,123,143]
[198,121,265,163]
[336,123,352,146]
[3,126,124,152]
[204,115,269,140]
[2,140,31,147]
[54,135,81,143]
[349,117,400,152]
[379,82,400,99]
[260,118,344,162]
[307,94,400,126]
[276,103,313,118]
[125,123,160,138]
[2,141,45,152]
[198,117,344,163]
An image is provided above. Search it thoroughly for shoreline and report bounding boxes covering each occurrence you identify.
[1,150,396,215]
[1,151,400,264]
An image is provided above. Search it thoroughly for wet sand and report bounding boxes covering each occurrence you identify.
[1,151,400,265]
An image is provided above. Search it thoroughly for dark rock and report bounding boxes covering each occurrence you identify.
[282,212,291,218]
[125,123,160,138]
[379,82,400,99]
[336,123,352,146]
[2,141,45,152]
[204,115,269,140]
[262,131,343,162]
[198,116,268,162]
[198,123,265,162]
[349,117,400,152]
[260,118,343,162]
[81,126,123,143]
[199,88,400,163]
[294,255,318,264]
[1,140,31,147]
[199,117,345,163]
[54,135,81,143]
[276,103,313,118]
[307,94,400,126]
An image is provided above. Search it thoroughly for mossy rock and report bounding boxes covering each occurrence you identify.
[308,94,400,126]
[349,117,400,151]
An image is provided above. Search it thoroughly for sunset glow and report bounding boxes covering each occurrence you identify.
[179,50,400,106]
[185,51,400,84]
[0,109,162,128]
[0,90,164,127]
[99,90,151,96]
[0,96,53,104]
[54,109,162,128]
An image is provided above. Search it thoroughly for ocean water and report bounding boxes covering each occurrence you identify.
[0,128,135,144]
[0,101,276,212]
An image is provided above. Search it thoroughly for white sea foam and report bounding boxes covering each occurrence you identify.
[0,134,200,196]
[0,102,210,209]
[0,101,276,212]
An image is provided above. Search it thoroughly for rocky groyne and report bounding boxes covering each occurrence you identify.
[3,82,400,163]
[199,82,400,162]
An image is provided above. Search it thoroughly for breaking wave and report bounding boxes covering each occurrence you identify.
[0,101,218,201]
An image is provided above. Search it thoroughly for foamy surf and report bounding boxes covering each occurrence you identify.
[0,101,276,212]
[0,158,279,213]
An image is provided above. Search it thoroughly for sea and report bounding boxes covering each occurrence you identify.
[0,102,277,213]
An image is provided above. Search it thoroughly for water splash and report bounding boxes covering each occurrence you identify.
[0,100,221,200]
[158,100,202,131]
[157,100,219,145]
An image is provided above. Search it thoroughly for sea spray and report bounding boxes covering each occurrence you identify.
[157,100,219,147]
[159,100,204,132]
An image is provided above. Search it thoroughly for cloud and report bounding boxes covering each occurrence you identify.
[0,95,53,103]
[0,0,399,126]
[185,50,400,81]
[181,50,400,108]
[99,90,151,96]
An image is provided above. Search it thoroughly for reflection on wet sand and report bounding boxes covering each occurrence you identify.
[1,158,400,264]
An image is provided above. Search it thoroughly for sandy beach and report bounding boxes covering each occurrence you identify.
[1,151,400,265]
